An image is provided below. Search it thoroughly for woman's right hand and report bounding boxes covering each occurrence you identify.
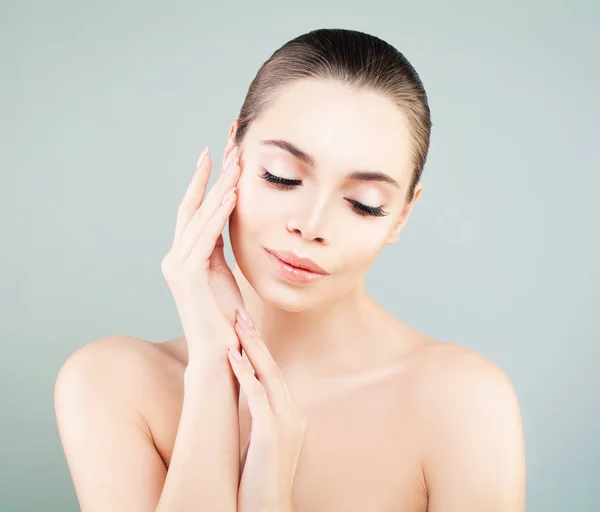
[161,142,244,363]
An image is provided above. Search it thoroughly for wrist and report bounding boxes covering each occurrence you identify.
[186,335,240,361]
[185,343,238,377]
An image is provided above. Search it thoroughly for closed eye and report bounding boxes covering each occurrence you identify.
[259,169,389,218]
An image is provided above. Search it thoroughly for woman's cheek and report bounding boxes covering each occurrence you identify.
[338,227,391,272]
[231,175,272,234]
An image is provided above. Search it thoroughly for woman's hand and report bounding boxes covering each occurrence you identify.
[227,306,309,512]
[161,141,245,362]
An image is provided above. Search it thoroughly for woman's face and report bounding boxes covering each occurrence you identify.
[229,78,421,311]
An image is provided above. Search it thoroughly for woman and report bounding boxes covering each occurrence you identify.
[55,28,526,511]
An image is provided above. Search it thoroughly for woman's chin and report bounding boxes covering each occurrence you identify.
[250,279,318,312]
[233,244,333,312]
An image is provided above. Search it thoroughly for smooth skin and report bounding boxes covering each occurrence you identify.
[54,78,526,511]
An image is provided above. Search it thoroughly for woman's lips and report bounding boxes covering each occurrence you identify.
[265,248,328,274]
[264,249,329,284]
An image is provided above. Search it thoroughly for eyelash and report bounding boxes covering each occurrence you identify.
[259,169,388,218]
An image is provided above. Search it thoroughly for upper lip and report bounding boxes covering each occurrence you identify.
[265,248,329,275]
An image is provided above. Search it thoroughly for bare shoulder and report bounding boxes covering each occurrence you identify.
[382,312,514,391]
[374,314,521,425]
[411,338,511,377]
[408,338,519,404]
[56,335,171,386]
[54,336,185,509]
[54,335,184,422]
[406,338,525,507]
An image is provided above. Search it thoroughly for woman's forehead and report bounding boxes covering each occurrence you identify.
[249,80,414,179]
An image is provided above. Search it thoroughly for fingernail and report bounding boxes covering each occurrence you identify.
[221,186,236,205]
[236,307,254,334]
[228,345,242,360]
[196,146,209,168]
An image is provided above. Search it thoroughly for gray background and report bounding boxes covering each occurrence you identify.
[2,0,598,510]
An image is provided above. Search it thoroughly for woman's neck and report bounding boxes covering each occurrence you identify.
[231,264,384,375]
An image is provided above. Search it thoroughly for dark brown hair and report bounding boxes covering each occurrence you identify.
[234,28,432,204]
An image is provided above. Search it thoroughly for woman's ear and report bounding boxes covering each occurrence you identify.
[228,119,239,144]
[385,182,423,245]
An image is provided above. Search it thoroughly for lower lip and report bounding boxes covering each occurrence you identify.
[265,250,328,283]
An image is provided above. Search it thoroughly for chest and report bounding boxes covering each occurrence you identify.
[150,367,427,512]
[239,384,426,511]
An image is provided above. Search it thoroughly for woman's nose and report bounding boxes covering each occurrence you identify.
[286,202,331,245]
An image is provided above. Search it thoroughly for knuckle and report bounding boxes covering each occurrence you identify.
[247,380,264,398]
[178,198,202,216]
[177,201,192,215]
[255,383,269,401]
[263,368,281,387]
[161,255,173,273]
[162,252,181,269]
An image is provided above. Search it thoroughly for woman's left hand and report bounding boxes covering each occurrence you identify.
[227,306,309,512]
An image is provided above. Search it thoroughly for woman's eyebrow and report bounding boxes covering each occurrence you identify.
[260,138,401,189]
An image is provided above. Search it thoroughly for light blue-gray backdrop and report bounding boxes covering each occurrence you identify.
[1,1,598,510]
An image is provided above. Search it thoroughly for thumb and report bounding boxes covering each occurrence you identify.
[209,234,227,267]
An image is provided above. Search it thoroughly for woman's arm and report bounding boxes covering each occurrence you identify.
[419,345,526,512]
[157,346,240,511]
[54,336,240,512]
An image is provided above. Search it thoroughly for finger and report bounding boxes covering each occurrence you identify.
[235,314,302,416]
[175,149,241,260]
[234,308,290,418]
[173,146,211,245]
[173,142,235,246]
[209,233,230,281]
[227,346,273,423]
[239,436,250,476]
[175,148,238,258]
[222,139,235,169]
[187,185,236,263]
